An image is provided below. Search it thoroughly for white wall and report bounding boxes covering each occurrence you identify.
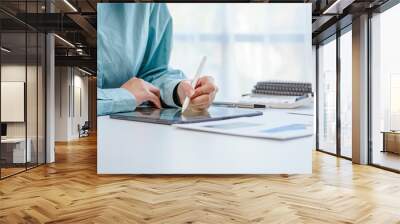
[55,67,69,141]
[1,64,46,164]
[55,67,89,141]
[1,66,25,130]
[1,82,25,122]
[1,65,42,138]
[1,65,26,140]
[71,73,89,138]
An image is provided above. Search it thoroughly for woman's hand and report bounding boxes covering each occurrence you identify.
[178,76,218,111]
[121,77,161,108]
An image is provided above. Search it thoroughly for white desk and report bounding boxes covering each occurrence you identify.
[98,106,314,174]
[1,138,32,163]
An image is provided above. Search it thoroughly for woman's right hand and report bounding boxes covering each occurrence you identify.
[121,77,161,108]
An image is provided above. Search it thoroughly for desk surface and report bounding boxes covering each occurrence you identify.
[1,138,26,143]
[98,106,314,174]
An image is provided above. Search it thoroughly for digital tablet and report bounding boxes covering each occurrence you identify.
[109,106,263,125]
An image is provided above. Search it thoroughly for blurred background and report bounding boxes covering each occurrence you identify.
[168,3,312,100]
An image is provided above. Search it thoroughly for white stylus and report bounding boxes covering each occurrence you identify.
[182,56,207,112]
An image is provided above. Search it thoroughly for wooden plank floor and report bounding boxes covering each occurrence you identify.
[1,135,400,224]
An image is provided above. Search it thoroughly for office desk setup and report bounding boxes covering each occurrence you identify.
[381,131,400,154]
[98,105,314,174]
[1,137,32,165]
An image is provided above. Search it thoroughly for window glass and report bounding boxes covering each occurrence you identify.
[318,38,337,155]
[1,31,28,177]
[340,30,352,158]
[0,1,46,178]
[371,3,400,171]
[27,30,39,169]
[168,3,312,100]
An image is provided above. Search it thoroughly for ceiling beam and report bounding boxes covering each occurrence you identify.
[312,15,335,33]
[55,55,96,70]
[322,0,356,14]
[67,13,97,46]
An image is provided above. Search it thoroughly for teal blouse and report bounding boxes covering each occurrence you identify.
[97,3,185,116]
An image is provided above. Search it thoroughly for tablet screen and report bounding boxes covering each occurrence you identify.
[110,106,263,125]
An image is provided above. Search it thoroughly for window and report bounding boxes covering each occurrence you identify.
[340,29,352,158]
[1,30,28,178]
[317,37,337,155]
[168,4,313,100]
[371,3,400,171]
[316,26,353,159]
[0,1,46,179]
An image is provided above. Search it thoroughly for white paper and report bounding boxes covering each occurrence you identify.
[174,117,313,140]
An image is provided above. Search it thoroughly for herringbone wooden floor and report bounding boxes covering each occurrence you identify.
[1,135,400,224]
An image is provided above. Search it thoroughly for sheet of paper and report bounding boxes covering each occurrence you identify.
[173,117,313,140]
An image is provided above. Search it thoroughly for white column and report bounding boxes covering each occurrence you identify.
[352,14,369,164]
[46,33,55,163]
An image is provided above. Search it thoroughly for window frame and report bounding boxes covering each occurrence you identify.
[367,1,400,173]
[0,0,48,180]
[315,24,352,160]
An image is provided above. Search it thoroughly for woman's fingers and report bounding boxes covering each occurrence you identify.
[146,82,161,97]
[121,77,162,107]
[196,76,215,87]
[188,76,218,110]
[146,91,161,108]
[191,76,217,99]
[191,83,217,99]
[190,94,212,108]
[143,82,161,108]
